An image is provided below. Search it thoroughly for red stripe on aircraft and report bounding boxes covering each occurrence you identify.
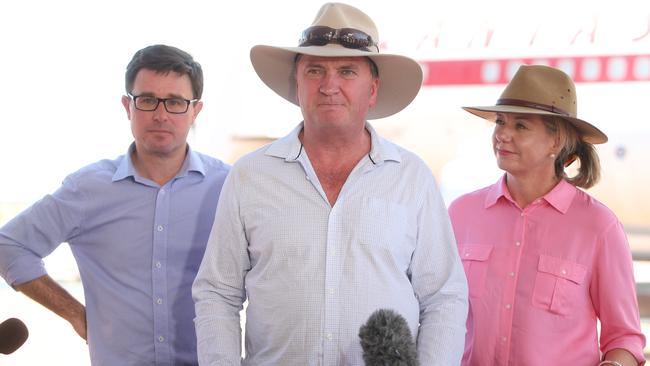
[421,54,650,85]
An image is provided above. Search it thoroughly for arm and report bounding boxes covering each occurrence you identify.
[410,177,469,365]
[192,171,249,365]
[601,348,640,366]
[592,220,646,365]
[0,177,86,338]
[15,275,86,340]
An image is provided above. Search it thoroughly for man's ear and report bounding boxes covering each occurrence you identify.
[368,78,379,108]
[121,95,132,119]
[191,101,204,124]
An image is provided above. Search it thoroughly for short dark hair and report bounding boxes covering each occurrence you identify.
[367,58,379,78]
[125,44,203,99]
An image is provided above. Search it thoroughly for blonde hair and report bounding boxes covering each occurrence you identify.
[543,116,601,189]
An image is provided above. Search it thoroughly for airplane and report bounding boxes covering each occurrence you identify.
[225,0,650,252]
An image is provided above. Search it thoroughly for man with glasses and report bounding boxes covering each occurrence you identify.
[193,3,468,365]
[0,44,229,365]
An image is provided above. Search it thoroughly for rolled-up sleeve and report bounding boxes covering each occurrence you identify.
[0,176,85,286]
[593,220,646,364]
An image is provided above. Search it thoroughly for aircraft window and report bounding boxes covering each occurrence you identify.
[615,145,627,159]
[481,61,500,83]
[506,61,524,81]
[582,58,601,81]
[607,57,627,81]
[633,57,650,80]
[556,59,575,78]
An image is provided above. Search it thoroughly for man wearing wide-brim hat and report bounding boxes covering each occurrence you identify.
[193,2,468,365]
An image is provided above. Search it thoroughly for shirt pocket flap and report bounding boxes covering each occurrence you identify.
[460,244,493,262]
[537,254,586,284]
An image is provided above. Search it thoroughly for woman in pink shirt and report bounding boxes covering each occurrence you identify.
[448,64,645,366]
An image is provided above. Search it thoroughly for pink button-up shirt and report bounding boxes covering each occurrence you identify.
[449,176,645,366]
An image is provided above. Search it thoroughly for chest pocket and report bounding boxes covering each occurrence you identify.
[357,197,414,271]
[532,254,586,315]
[459,244,493,298]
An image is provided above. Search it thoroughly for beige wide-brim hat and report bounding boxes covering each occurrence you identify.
[250,2,423,120]
[463,64,608,144]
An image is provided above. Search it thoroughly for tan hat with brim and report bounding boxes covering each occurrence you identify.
[462,64,608,144]
[250,2,423,120]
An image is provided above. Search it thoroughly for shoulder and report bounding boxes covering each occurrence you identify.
[570,187,620,226]
[378,138,434,178]
[64,155,124,185]
[193,151,231,177]
[448,185,492,214]
[43,156,125,199]
[229,143,276,174]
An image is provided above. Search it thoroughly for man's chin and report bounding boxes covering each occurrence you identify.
[136,143,180,158]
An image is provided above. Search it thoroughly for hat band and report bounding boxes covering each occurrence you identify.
[497,98,571,117]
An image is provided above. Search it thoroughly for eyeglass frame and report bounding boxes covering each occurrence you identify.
[298,26,379,52]
[127,93,199,114]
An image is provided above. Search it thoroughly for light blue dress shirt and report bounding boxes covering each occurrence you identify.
[193,123,468,366]
[0,144,229,366]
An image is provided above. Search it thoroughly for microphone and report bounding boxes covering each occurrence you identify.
[0,318,29,355]
[358,309,419,366]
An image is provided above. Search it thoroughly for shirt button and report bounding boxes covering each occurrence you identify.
[561,269,567,275]
[501,336,507,342]
[157,225,163,232]
[160,189,165,195]
[155,261,162,269]
[520,212,525,217]
[328,288,335,295]
[156,298,163,305]
[326,333,333,340]
[508,272,515,277]
[158,336,165,343]
[515,241,521,247]
[505,304,512,309]
[305,176,310,181]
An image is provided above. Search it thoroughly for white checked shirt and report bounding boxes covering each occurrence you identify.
[193,122,468,366]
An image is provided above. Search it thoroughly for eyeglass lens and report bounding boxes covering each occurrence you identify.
[134,96,190,114]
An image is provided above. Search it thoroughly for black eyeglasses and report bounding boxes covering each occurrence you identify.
[298,26,378,52]
[128,94,198,114]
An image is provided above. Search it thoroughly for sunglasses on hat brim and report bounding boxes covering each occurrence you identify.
[298,26,378,52]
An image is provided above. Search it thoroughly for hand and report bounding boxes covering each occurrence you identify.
[69,305,87,341]
[601,348,639,366]
[15,275,88,342]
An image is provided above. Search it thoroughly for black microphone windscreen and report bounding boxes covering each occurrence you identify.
[0,318,29,355]
[359,309,419,366]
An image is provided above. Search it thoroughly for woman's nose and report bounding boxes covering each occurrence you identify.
[494,125,511,142]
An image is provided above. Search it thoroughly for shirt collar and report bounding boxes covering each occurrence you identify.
[112,142,205,182]
[543,179,577,214]
[264,121,401,164]
[484,174,576,214]
[484,174,510,208]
